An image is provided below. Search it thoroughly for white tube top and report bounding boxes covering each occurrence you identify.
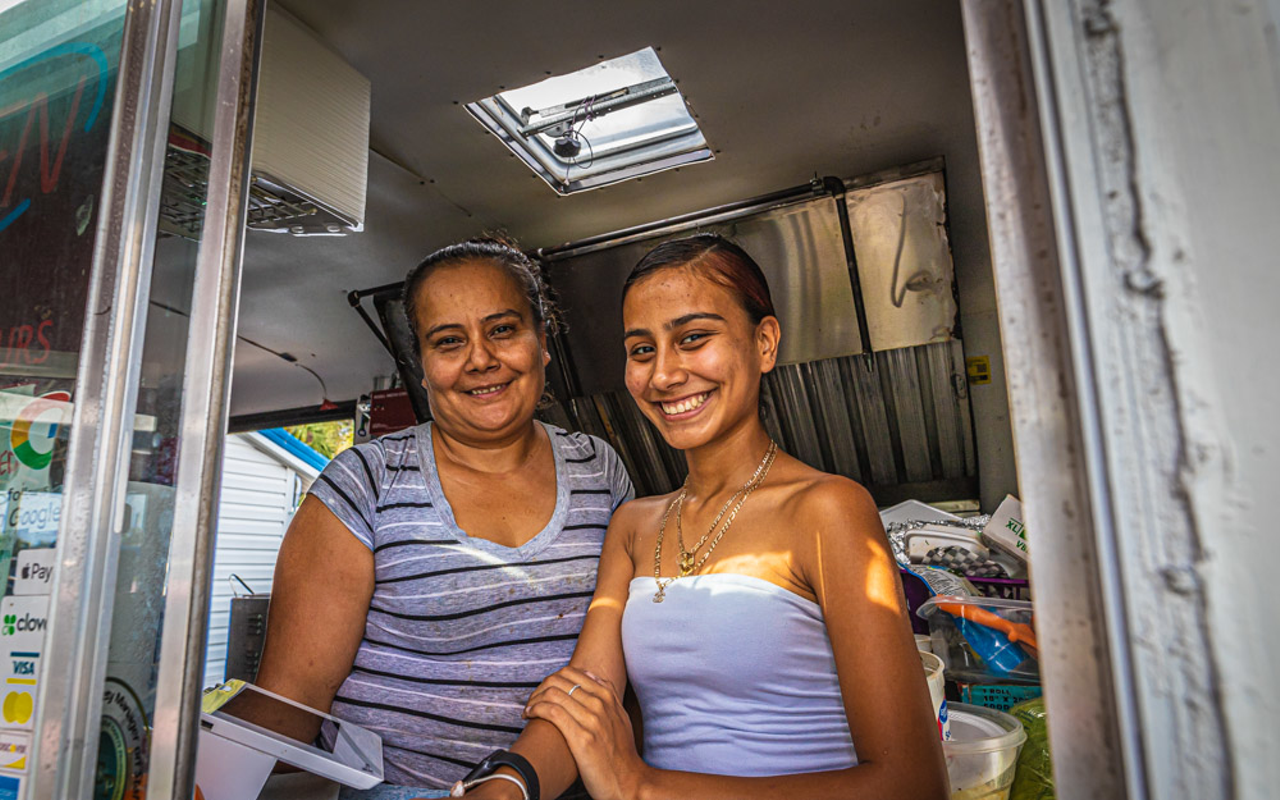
[621,574,857,776]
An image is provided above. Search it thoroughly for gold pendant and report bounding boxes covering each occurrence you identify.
[678,552,695,577]
[653,587,666,603]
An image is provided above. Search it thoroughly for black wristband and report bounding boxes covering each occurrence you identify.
[462,749,540,800]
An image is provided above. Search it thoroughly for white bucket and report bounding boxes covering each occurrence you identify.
[921,651,950,741]
[942,703,1027,800]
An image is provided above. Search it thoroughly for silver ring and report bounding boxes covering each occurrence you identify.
[567,683,582,698]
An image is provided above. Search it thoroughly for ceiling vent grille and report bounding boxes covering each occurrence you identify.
[162,5,370,238]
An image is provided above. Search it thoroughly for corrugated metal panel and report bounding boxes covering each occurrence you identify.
[882,347,934,482]
[922,343,967,479]
[567,341,976,503]
[528,169,975,503]
[805,359,862,481]
[204,435,302,688]
[764,364,825,469]
[844,355,898,486]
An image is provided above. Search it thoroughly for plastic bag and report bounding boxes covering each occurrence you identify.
[1009,696,1054,800]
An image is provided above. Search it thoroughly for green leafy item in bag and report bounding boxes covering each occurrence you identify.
[1009,696,1054,800]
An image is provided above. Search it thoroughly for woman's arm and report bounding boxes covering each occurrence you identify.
[805,478,949,797]
[526,479,949,800]
[234,495,374,742]
[467,502,641,800]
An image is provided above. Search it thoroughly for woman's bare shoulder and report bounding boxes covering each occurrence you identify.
[607,491,678,559]
[797,473,877,517]
[772,454,877,520]
[614,490,680,520]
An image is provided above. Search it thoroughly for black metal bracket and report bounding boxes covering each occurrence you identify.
[228,398,358,433]
[347,284,401,359]
[537,181,829,261]
[822,176,876,360]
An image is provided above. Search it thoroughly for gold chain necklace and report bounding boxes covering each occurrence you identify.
[652,440,778,603]
[675,441,777,575]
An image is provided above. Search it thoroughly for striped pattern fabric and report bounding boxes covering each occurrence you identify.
[309,421,633,788]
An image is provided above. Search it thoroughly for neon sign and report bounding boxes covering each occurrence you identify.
[0,42,110,234]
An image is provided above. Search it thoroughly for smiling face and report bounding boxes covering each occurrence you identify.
[412,259,550,443]
[622,266,780,451]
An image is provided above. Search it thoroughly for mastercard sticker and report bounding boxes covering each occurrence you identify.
[0,650,39,731]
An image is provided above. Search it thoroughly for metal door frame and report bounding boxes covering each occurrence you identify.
[32,1,186,795]
[146,0,264,795]
[960,2,1142,797]
[29,0,263,796]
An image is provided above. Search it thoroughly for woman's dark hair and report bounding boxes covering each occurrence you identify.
[403,234,558,358]
[622,233,776,324]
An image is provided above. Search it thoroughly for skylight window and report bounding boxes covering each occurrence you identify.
[466,47,712,195]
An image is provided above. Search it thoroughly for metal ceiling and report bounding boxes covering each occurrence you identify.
[229,0,987,417]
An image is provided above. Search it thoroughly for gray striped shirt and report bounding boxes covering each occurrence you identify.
[310,421,634,788]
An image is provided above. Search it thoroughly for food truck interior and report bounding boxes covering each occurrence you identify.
[225,3,1017,509]
[6,0,1275,798]
[216,2,1025,795]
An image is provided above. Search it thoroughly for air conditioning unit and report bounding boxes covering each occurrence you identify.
[163,4,370,238]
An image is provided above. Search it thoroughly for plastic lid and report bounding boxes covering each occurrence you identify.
[916,594,1034,620]
[942,703,1027,755]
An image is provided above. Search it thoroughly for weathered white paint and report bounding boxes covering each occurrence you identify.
[203,434,314,688]
[1093,2,1280,797]
[973,1,1280,797]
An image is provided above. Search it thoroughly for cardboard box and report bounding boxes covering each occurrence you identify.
[982,495,1029,563]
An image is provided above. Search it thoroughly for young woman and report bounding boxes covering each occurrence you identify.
[459,234,948,800]
[249,237,633,799]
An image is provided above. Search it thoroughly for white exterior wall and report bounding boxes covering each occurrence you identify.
[968,2,1280,797]
[1103,3,1280,797]
[204,434,310,688]
[1037,2,1280,796]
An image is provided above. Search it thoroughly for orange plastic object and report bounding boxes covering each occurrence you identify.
[935,600,1039,658]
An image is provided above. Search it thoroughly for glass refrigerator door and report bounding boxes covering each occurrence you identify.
[0,2,131,797]
[1,0,255,797]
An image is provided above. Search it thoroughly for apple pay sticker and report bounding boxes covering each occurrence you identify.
[12,550,53,597]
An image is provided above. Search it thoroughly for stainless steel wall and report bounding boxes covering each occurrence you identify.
[545,194,863,397]
[557,341,975,502]
[541,175,976,502]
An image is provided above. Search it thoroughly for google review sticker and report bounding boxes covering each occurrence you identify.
[0,597,45,730]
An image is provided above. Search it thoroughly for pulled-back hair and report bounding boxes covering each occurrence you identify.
[622,233,776,324]
[403,234,558,359]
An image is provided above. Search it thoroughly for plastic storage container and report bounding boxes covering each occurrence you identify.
[921,651,951,740]
[917,596,1039,684]
[943,702,1027,800]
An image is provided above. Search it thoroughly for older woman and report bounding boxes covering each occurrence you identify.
[250,237,633,799]
[460,234,947,800]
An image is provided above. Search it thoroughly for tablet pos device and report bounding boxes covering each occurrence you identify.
[196,681,382,799]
